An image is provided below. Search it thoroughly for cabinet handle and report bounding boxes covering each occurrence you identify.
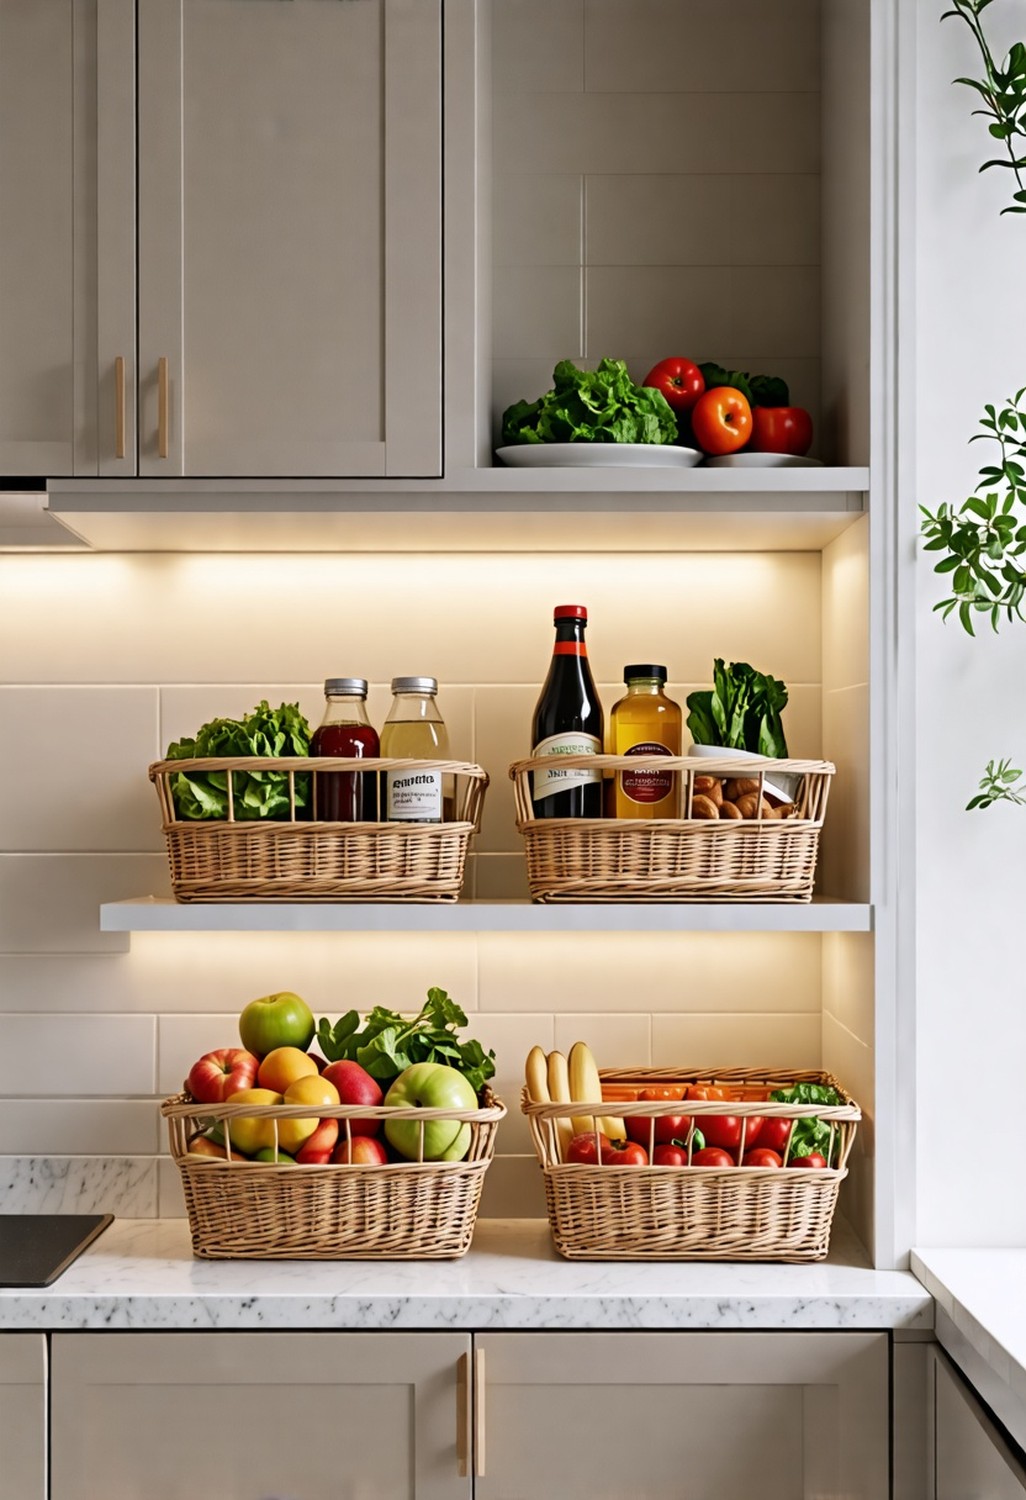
[114,356,126,460]
[473,1347,486,1479]
[157,356,169,459]
[456,1352,471,1478]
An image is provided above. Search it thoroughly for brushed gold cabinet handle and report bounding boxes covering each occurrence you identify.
[473,1346,486,1479]
[114,356,126,460]
[456,1352,471,1478]
[158,356,169,459]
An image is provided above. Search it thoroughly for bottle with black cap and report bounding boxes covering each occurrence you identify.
[608,665,682,819]
[530,605,604,819]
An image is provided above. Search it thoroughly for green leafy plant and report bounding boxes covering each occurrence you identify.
[685,659,790,758]
[697,363,790,408]
[501,357,677,446]
[768,1083,843,1165]
[966,756,1026,808]
[315,987,496,1093]
[165,699,312,820]
[945,0,1026,214]
[920,389,1026,634]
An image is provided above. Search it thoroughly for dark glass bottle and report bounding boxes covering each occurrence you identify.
[310,678,379,821]
[530,605,604,818]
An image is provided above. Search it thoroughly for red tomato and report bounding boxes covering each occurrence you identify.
[756,1117,794,1155]
[698,1113,764,1153]
[625,1111,692,1147]
[791,1153,828,1169]
[690,1147,734,1167]
[602,1139,648,1167]
[741,1148,783,1168]
[690,387,753,455]
[566,1133,609,1166]
[749,406,813,457]
[642,356,705,414]
[651,1142,689,1167]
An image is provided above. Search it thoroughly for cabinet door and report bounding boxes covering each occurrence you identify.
[934,1350,1026,1498]
[52,1331,470,1500]
[476,1332,888,1500]
[0,1334,46,1500]
[137,0,442,478]
[0,0,135,477]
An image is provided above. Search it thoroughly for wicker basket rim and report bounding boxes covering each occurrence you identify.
[151,756,489,779]
[510,754,835,777]
[163,1089,506,1124]
[520,1066,860,1122]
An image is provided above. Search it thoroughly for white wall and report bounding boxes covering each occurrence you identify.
[916,2,1026,1245]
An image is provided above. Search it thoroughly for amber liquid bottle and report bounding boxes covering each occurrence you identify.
[608,665,682,819]
[531,606,604,819]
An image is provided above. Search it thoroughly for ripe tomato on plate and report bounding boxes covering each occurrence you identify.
[641,356,705,414]
[749,405,814,456]
[690,386,753,455]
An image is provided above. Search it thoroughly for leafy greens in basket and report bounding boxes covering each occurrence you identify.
[165,699,312,821]
[501,357,678,446]
[316,987,496,1092]
[769,1082,843,1165]
[686,660,789,759]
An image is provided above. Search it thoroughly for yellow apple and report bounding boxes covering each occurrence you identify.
[226,1087,283,1155]
[257,1045,318,1095]
[277,1073,340,1152]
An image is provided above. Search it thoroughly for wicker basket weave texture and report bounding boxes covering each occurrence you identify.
[523,1067,859,1263]
[150,756,488,902]
[163,1088,505,1260]
[510,755,834,903]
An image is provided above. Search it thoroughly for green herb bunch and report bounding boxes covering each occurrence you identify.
[165,700,312,820]
[501,357,677,446]
[685,659,789,759]
[316,987,496,1093]
[768,1083,843,1165]
[920,389,1026,634]
[944,0,1026,215]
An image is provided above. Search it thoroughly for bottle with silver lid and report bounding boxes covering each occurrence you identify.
[310,677,379,821]
[380,677,452,823]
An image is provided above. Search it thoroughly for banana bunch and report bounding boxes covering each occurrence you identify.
[524,1041,625,1154]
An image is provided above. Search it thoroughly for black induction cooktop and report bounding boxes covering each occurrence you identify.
[0,1214,114,1287]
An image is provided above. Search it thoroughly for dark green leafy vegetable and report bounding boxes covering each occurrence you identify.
[698,363,791,408]
[686,660,790,758]
[501,358,678,446]
[165,700,312,821]
[769,1083,843,1164]
[316,987,496,1093]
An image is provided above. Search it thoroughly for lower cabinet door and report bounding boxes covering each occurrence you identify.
[934,1349,1026,1498]
[0,1334,46,1500]
[51,1331,471,1500]
[475,1332,889,1500]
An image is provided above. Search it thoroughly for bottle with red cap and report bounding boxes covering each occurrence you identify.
[530,605,604,819]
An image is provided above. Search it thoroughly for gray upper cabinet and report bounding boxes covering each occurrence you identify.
[0,0,441,480]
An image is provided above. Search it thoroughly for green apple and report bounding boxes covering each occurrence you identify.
[238,991,315,1059]
[252,1147,296,1165]
[384,1062,477,1162]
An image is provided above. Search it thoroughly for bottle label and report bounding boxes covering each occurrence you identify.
[531,733,602,801]
[620,741,674,804]
[386,769,443,822]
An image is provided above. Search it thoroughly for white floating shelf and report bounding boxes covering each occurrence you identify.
[101,897,873,935]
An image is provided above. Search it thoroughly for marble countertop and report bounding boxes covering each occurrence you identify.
[0,1217,932,1332]
[913,1248,1026,1450]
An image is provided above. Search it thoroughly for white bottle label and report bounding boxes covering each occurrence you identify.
[531,732,602,801]
[387,768,443,822]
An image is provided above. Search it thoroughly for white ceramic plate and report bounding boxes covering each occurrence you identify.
[702,452,823,468]
[495,443,703,469]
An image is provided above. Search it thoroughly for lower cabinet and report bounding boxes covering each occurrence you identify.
[51,1331,472,1500]
[0,1334,46,1500]
[475,1332,889,1500]
[933,1348,1026,1498]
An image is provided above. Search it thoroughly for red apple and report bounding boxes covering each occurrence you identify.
[187,1047,259,1104]
[321,1059,383,1137]
[294,1117,340,1164]
[332,1136,389,1165]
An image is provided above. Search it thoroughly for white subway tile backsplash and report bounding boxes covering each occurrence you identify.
[479,1155,547,1219]
[553,1013,650,1070]
[0,1156,158,1216]
[729,176,821,268]
[468,1012,554,1153]
[494,92,728,177]
[0,688,161,852]
[474,853,532,902]
[158,1154,186,1218]
[822,519,870,691]
[494,175,583,267]
[493,0,585,94]
[0,1014,155,1097]
[0,1101,159,1155]
[586,176,736,268]
[650,1012,821,1071]
[0,854,170,953]
[157,1014,244,1097]
[822,932,874,1048]
[493,265,583,360]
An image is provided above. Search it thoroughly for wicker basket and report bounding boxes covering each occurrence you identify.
[523,1067,860,1262]
[150,757,488,902]
[510,755,834,902]
[163,1087,506,1260]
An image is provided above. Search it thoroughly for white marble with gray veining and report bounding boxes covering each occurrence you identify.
[0,1157,158,1216]
[0,1217,933,1332]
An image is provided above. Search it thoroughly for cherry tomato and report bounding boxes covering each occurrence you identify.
[749,406,813,457]
[602,1139,648,1167]
[641,356,705,414]
[791,1153,828,1169]
[651,1142,689,1167]
[625,1108,692,1147]
[565,1133,609,1166]
[697,1113,764,1153]
[690,386,753,455]
[690,1147,735,1167]
[756,1117,794,1155]
[741,1148,783,1168]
